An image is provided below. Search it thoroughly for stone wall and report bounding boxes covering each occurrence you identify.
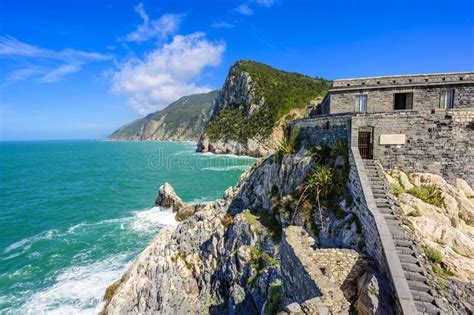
[291,113,351,148]
[328,84,474,113]
[351,109,474,186]
[280,226,365,314]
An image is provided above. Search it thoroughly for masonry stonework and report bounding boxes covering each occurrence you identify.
[351,110,474,186]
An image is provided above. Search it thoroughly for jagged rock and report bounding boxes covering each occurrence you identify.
[283,302,303,313]
[155,182,195,221]
[103,175,280,315]
[354,268,394,315]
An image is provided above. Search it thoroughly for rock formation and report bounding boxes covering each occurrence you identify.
[197,60,330,157]
[102,145,391,314]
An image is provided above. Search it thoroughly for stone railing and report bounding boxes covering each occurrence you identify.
[348,146,418,314]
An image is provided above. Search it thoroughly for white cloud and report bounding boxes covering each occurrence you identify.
[6,66,46,82]
[112,32,225,115]
[0,36,111,83]
[254,0,274,7]
[122,3,182,43]
[211,21,235,29]
[233,0,275,16]
[40,64,81,83]
[234,4,254,15]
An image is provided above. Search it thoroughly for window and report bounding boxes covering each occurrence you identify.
[356,95,367,112]
[440,89,454,109]
[394,92,413,110]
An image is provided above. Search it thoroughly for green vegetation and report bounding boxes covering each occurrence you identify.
[242,210,259,225]
[332,138,348,157]
[265,280,282,315]
[407,205,422,217]
[424,245,443,263]
[306,144,332,165]
[407,185,445,208]
[292,165,338,225]
[390,182,404,197]
[275,127,301,164]
[204,60,330,142]
[109,90,218,140]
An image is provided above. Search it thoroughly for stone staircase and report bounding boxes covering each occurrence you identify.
[363,160,441,315]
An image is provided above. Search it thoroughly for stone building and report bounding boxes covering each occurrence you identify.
[291,72,473,314]
[306,72,474,185]
[316,72,474,115]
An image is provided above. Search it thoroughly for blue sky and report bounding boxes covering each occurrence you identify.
[0,0,473,140]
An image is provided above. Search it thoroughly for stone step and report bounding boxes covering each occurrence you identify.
[392,232,409,240]
[415,301,440,314]
[395,239,413,247]
[378,208,394,215]
[408,280,431,293]
[376,200,391,206]
[404,270,427,282]
[412,290,436,303]
[383,214,398,221]
[397,247,415,256]
[399,254,419,264]
[402,262,423,273]
[373,193,386,199]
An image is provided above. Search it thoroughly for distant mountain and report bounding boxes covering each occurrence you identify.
[197,60,331,157]
[108,90,219,141]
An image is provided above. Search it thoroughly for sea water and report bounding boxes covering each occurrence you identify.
[0,140,255,314]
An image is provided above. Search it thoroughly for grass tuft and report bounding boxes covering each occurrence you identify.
[407,185,444,208]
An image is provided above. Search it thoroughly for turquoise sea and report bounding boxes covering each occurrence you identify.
[0,140,255,314]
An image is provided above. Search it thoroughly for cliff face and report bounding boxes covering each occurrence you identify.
[108,90,218,141]
[197,60,330,157]
[102,144,387,314]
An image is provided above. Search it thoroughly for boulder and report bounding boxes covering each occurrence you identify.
[155,182,195,221]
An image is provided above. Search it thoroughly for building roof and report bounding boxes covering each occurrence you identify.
[331,71,474,91]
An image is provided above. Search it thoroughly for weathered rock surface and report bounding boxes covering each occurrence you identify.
[103,181,280,314]
[103,149,387,315]
[387,170,474,283]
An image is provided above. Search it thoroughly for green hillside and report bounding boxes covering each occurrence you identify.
[204,60,331,142]
[109,90,218,140]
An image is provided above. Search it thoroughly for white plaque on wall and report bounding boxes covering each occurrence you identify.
[379,134,406,145]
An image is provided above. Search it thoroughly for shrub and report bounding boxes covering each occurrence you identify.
[424,245,443,263]
[333,207,347,219]
[332,138,348,157]
[306,145,331,165]
[275,127,301,165]
[391,183,404,197]
[258,211,282,242]
[262,252,278,266]
[242,210,259,225]
[407,185,444,208]
[407,205,421,217]
[265,280,282,315]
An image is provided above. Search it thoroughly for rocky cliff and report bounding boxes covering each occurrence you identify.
[102,138,393,314]
[197,60,330,157]
[108,90,218,141]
